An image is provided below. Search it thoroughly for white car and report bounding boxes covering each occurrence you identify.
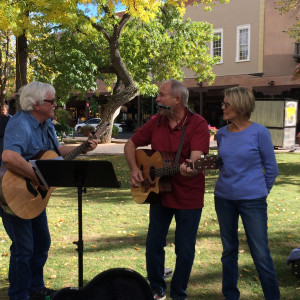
[113,123,123,133]
[74,118,101,133]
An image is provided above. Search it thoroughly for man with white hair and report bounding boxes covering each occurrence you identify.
[1,81,98,300]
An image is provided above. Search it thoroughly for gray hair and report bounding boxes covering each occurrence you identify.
[167,79,189,107]
[19,81,55,111]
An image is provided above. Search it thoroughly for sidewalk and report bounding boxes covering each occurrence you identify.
[66,132,216,155]
[66,134,300,155]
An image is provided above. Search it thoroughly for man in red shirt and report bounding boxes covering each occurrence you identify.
[124,80,210,300]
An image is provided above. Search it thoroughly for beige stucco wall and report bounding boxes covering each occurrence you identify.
[264,0,300,76]
[185,0,261,77]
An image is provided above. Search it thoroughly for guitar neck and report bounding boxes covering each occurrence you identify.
[63,141,89,160]
[63,122,110,161]
[155,164,180,177]
[154,155,219,177]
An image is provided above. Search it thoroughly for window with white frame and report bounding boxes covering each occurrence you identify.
[236,25,250,62]
[211,29,223,64]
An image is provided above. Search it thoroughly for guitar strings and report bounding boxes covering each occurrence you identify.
[142,156,219,177]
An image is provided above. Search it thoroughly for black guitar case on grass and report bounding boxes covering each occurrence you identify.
[52,268,153,300]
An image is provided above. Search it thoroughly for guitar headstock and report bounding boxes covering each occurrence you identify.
[191,154,221,170]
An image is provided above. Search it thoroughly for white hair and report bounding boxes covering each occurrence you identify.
[19,81,55,111]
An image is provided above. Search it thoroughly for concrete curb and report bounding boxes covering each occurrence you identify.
[64,137,300,155]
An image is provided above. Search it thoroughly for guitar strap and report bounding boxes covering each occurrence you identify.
[48,131,62,157]
[174,124,187,165]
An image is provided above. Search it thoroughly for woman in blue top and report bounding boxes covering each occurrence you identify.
[214,86,280,300]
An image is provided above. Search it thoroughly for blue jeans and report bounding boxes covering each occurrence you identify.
[214,196,280,300]
[146,200,202,300]
[0,207,51,300]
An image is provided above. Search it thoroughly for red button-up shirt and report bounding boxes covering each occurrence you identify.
[131,109,209,209]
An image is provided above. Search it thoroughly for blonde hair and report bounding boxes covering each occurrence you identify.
[224,86,255,118]
[19,81,55,111]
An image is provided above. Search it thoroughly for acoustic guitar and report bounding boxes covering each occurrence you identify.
[0,122,110,219]
[131,149,220,204]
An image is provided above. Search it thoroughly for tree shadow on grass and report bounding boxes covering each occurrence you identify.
[275,161,300,186]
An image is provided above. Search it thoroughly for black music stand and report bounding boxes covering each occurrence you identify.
[35,160,121,287]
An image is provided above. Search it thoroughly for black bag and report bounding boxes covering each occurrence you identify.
[287,247,300,278]
[291,260,300,278]
[52,268,153,300]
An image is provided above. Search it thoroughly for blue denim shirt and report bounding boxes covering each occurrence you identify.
[3,111,60,161]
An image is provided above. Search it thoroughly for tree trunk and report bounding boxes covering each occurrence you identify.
[0,33,9,106]
[100,85,139,143]
[88,13,139,144]
[15,32,28,112]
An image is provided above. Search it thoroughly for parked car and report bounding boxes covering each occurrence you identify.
[74,118,101,133]
[114,123,123,133]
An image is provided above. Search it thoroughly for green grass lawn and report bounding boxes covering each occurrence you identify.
[0,152,300,299]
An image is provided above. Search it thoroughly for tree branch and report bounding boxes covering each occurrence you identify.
[113,77,123,94]
[112,13,131,43]
[80,13,111,41]
[75,26,103,53]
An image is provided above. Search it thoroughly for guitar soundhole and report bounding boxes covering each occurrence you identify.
[149,166,156,181]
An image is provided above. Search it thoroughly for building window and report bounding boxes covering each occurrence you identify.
[236,25,250,62]
[211,29,223,64]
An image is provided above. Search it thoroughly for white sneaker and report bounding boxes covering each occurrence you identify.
[153,292,166,300]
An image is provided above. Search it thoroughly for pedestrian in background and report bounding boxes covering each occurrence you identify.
[0,104,11,164]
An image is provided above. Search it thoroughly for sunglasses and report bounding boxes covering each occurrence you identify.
[44,99,56,105]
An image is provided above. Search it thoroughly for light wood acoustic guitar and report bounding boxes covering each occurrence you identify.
[0,122,110,219]
[131,149,221,204]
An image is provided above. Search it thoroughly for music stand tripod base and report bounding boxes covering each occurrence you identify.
[36,160,121,287]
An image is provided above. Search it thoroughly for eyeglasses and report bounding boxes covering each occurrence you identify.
[43,99,56,105]
[221,102,230,109]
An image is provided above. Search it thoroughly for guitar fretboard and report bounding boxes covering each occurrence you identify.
[149,155,219,178]
[63,122,110,161]
[155,165,181,177]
